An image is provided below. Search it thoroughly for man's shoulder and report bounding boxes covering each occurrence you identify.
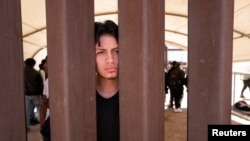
[32,69,41,76]
[171,68,183,74]
[176,68,185,74]
[25,67,39,74]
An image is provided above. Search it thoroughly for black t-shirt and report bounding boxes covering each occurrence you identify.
[96,92,120,141]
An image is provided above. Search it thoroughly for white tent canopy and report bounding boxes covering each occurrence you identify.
[21,0,250,73]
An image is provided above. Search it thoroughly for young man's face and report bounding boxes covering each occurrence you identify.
[95,34,118,80]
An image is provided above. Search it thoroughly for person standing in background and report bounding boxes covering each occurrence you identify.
[165,62,175,108]
[40,78,50,141]
[28,57,48,125]
[24,58,44,131]
[166,61,186,112]
[240,74,250,98]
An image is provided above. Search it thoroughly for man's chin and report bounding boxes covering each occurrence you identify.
[107,73,118,79]
[108,75,118,80]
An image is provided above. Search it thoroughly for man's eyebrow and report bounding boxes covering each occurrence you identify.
[96,48,110,53]
[112,47,119,50]
[96,48,105,51]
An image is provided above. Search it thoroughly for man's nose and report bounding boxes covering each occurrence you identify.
[106,52,115,62]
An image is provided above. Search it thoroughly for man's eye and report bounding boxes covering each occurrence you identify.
[96,51,104,54]
[114,49,119,53]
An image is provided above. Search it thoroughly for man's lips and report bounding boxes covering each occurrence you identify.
[106,67,117,72]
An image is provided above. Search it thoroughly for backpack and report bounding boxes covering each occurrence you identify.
[168,69,183,88]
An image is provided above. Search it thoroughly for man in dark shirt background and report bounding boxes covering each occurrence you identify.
[24,58,43,131]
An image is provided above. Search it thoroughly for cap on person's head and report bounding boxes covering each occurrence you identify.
[170,61,177,65]
[25,58,36,67]
[170,61,181,67]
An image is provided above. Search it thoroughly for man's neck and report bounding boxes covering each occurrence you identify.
[96,78,118,99]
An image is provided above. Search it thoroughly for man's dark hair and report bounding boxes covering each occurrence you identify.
[25,58,36,67]
[39,59,47,70]
[95,20,118,46]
